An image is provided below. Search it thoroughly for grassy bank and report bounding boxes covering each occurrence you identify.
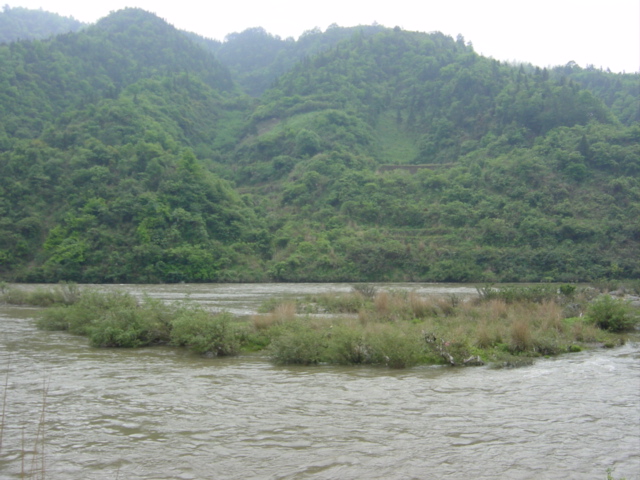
[1,283,638,368]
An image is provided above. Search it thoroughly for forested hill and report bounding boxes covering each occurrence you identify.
[197,25,640,129]
[549,62,640,126]
[1,8,236,141]
[0,6,85,43]
[193,24,388,96]
[0,9,638,283]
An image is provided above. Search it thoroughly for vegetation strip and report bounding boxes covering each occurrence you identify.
[1,283,637,369]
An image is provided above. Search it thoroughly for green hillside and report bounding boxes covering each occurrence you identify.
[550,62,640,126]
[197,24,387,96]
[0,9,266,283]
[0,9,638,283]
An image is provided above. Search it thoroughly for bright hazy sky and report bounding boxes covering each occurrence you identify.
[6,0,640,73]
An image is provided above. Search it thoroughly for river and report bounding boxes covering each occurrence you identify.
[1,283,638,479]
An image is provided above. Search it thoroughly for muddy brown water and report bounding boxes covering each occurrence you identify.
[0,283,638,479]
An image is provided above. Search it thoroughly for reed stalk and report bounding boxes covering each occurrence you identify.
[0,356,9,456]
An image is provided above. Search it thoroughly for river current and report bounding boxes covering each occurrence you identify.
[1,283,638,479]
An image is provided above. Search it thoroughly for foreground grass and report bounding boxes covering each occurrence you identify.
[1,283,638,368]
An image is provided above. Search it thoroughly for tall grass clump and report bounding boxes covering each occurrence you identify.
[372,290,390,317]
[253,301,297,330]
[408,291,437,318]
[475,320,502,349]
[538,300,565,332]
[367,290,447,322]
[570,320,601,343]
[485,298,509,319]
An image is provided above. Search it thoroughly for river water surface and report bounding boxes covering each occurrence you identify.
[1,283,638,479]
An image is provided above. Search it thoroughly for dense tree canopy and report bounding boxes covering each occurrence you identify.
[0,8,638,283]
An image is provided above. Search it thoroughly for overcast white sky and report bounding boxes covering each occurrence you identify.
[6,0,640,73]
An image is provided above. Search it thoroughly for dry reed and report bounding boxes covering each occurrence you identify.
[253,301,296,330]
[474,320,495,349]
[510,319,532,352]
[373,291,390,315]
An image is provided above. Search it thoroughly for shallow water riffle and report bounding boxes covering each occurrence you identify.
[1,283,638,479]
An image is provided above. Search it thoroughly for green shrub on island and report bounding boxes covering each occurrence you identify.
[267,320,327,365]
[89,308,152,348]
[586,295,636,332]
[267,318,426,368]
[362,323,425,368]
[38,290,144,337]
[170,309,242,357]
[36,288,243,355]
[88,296,175,348]
[325,323,371,365]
